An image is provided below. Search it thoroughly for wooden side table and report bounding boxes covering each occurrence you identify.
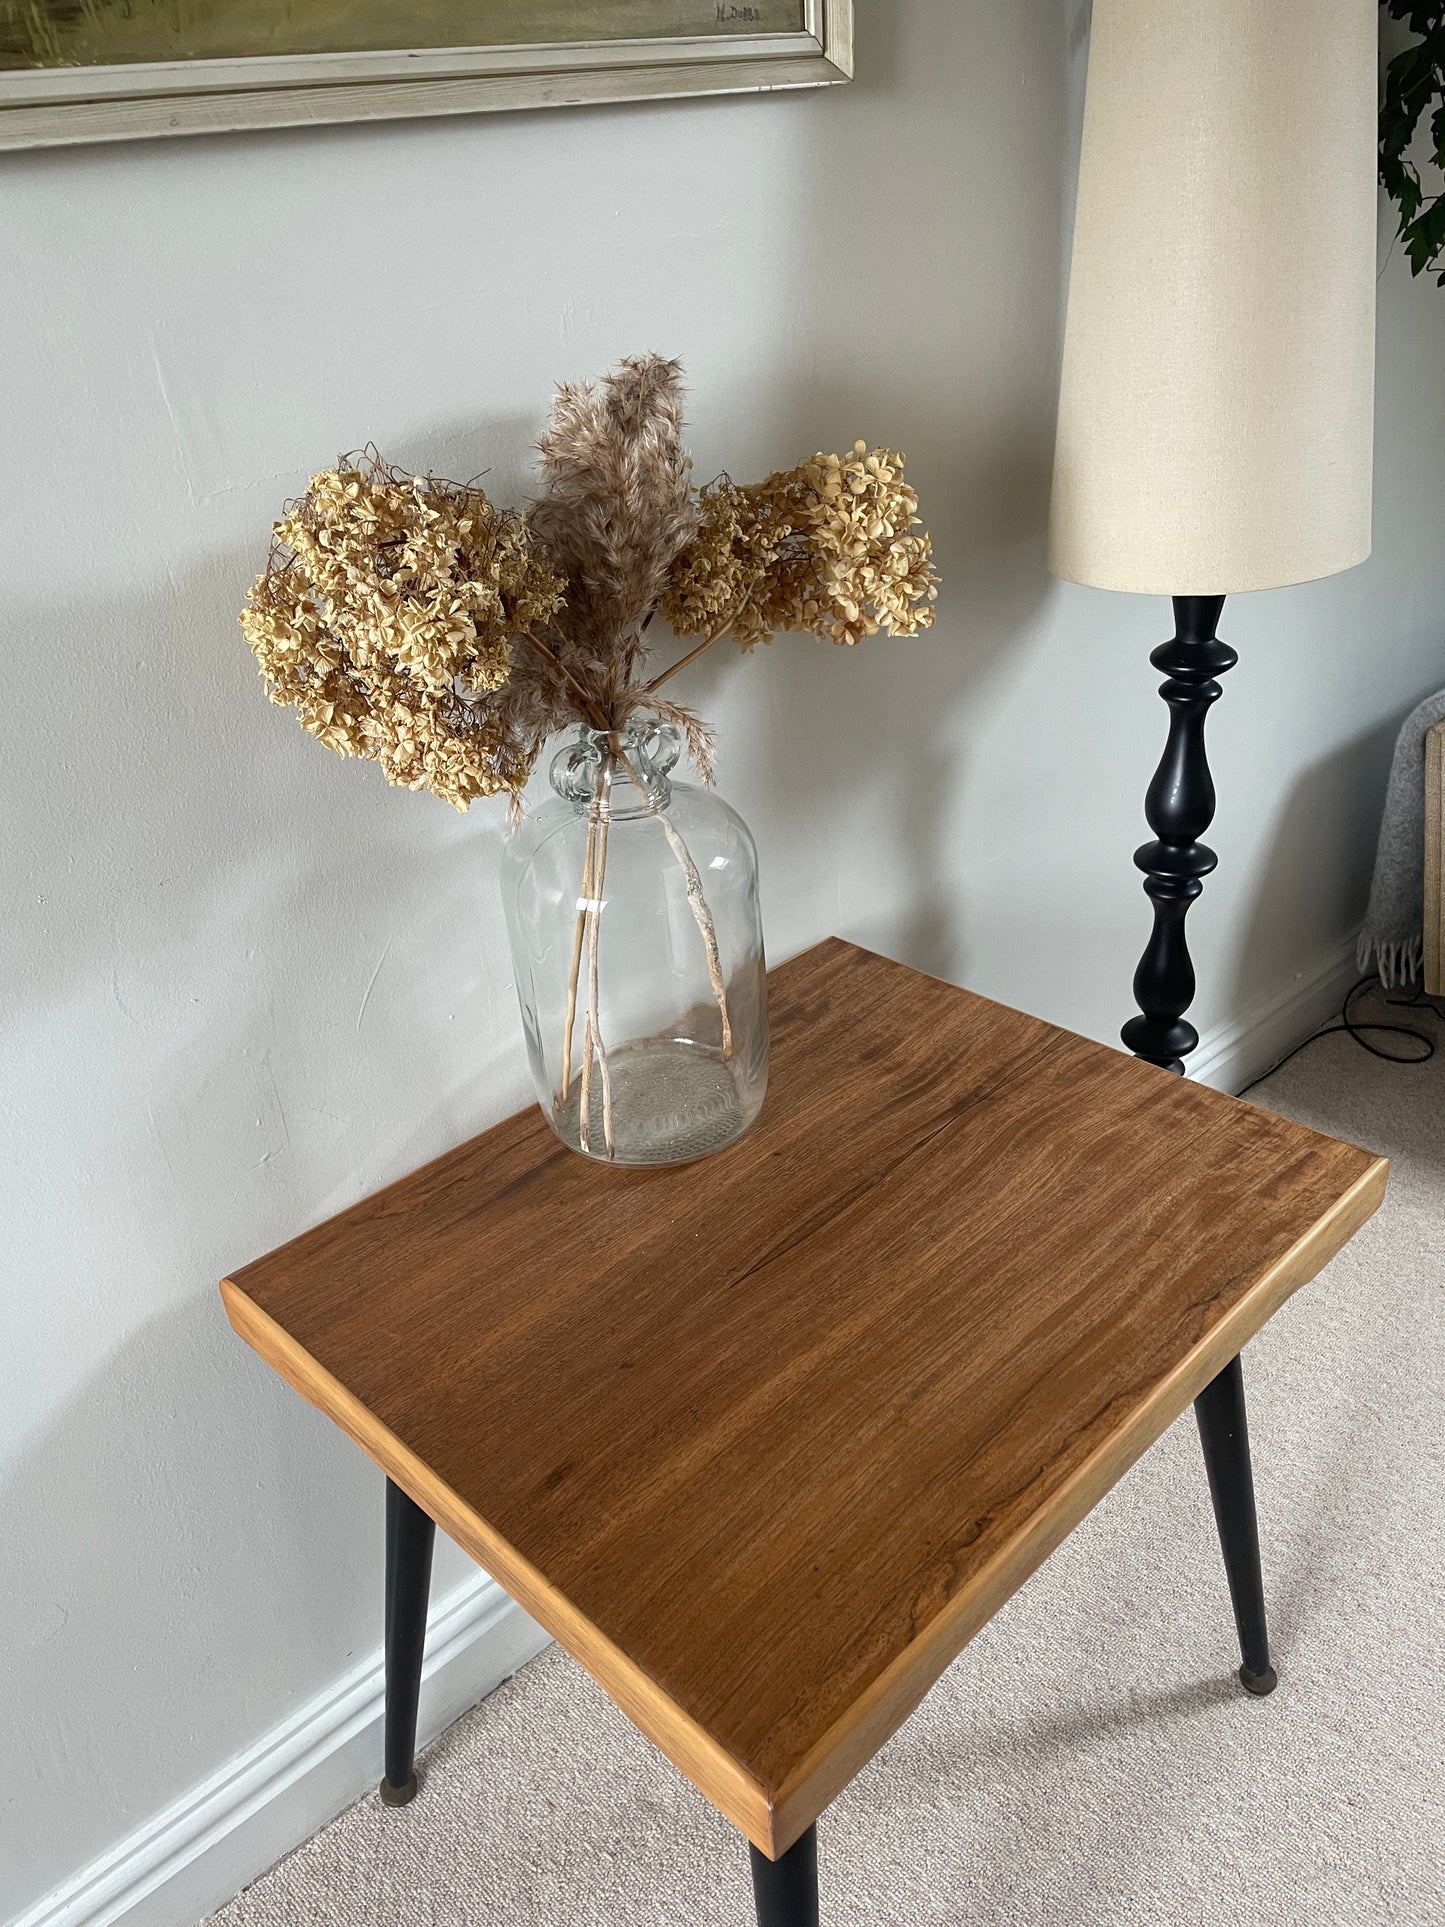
[221,940,1386,1925]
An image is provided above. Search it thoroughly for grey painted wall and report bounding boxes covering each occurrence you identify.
[3,2,1444,1915]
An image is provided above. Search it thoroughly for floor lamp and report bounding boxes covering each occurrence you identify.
[1049,0,1377,1074]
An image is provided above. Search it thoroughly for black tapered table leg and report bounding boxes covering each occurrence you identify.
[1194,1353,1277,1696]
[380,1476,435,1804]
[749,1826,819,1927]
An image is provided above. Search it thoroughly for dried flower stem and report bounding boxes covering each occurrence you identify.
[588,757,616,1157]
[636,608,741,1063]
[575,772,616,1154]
[517,629,609,729]
[611,741,733,1062]
[560,803,596,1106]
[579,1006,595,1154]
[643,606,745,696]
[577,809,598,1153]
[522,621,618,1140]
[576,755,616,1156]
[660,813,733,1061]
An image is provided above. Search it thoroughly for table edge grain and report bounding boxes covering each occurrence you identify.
[764,1152,1387,1851]
[218,1277,776,1853]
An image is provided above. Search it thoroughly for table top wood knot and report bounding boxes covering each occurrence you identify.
[221,937,1386,1855]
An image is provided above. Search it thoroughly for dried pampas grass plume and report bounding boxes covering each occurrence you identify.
[530,353,697,683]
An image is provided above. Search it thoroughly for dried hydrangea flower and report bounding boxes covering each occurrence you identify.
[239,456,564,809]
[239,366,940,818]
[661,442,939,652]
[657,476,786,651]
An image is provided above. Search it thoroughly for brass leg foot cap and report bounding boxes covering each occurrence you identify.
[1239,1663,1278,1697]
[379,1773,418,1806]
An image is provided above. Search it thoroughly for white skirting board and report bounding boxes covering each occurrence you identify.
[10,932,1364,1927]
[10,1575,548,1927]
[1185,933,1360,1095]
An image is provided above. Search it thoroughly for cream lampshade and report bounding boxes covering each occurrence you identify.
[1049,0,1377,596]
[1047,0,1378,1079]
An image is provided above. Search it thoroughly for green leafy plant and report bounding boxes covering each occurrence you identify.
[1380,3,1445,282]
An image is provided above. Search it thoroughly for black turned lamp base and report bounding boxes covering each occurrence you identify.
[1123,594,1237,1075]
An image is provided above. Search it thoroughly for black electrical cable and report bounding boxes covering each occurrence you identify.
[1235,974,1438,1098]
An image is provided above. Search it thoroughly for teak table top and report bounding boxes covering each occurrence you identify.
[221,939,1386,1857]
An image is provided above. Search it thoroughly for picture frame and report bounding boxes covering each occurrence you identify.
[0,0,851,151]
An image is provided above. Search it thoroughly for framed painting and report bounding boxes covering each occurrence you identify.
[0,0,851,149]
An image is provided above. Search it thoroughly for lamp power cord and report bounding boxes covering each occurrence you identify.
[1235,975,1439,1099]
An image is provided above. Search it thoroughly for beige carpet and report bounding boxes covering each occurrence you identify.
[213,991,1444,1925]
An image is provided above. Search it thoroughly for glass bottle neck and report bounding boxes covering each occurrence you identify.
[549,723,680,816]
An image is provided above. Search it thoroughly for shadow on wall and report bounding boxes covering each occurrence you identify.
[1226,711,1412,1018]
[676,0,1067,984]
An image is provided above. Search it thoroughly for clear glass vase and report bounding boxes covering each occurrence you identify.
[501,722,768,1166]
